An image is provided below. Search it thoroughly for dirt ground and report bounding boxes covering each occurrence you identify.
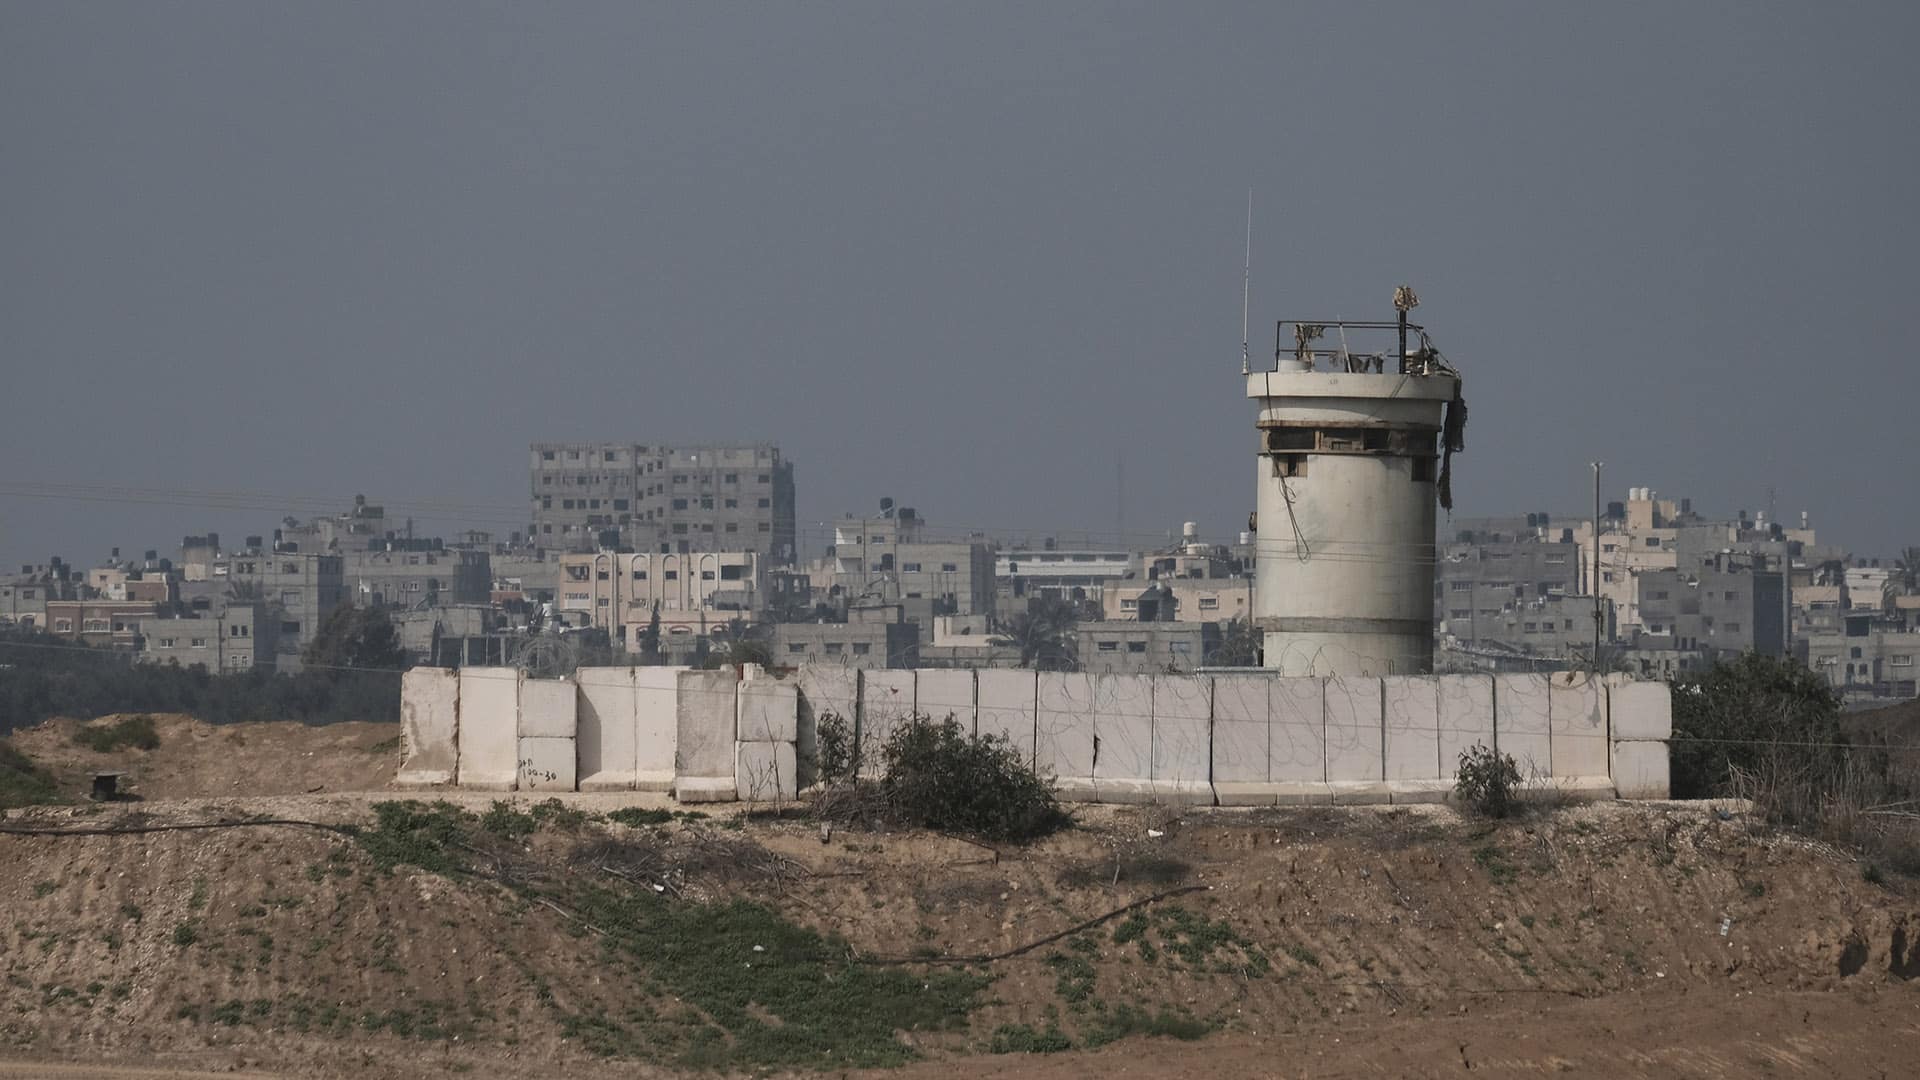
[7,714,398,799]
[0,717,1916,1078]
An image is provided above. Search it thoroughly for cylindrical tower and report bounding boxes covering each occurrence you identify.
[1247,303,1462,676]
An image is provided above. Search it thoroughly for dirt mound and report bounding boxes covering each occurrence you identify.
[0,797,1914,1078]
[6,714,397,801]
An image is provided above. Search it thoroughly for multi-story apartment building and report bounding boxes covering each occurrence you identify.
[556,550,762,651]
[138,602,276,672]
[44,600,155,649]
[344,541,491,611]
[826,509,996,627]
[1435,517,1583,648]
[1076,620,1219,674]
[528,443,796,563]
[221,542,344,669]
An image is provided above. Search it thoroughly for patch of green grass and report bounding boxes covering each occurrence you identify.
[188,876,208,911]
[171,921,200,947]
[71,715,160,753]
[0,739,64,809]
[119,902,143,921]
[606,807,674,827]
[32,880,55,899]
[567,885,987,1069]
[1082,1004,1212,1047]
[1285,943,1320,969]
[1046,951,1097,1007]
[1154,907,1269,975]
[1473,844,1517,886]
[1863,863,1887,886]
[368,736,401,755]
[990,1022,1074,1053]
[355,801,476,874]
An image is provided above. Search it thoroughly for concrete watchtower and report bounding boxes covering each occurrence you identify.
[1246,289,1464,676]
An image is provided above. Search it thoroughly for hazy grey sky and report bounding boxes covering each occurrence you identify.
[4,2,1916,566]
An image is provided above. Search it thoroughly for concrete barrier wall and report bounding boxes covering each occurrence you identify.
[397,667,459,788]
[455,667,519,790]
[576,667,638,791]
[977,669,1037,764]
[412,665,1674,804]
[674,669,737,802]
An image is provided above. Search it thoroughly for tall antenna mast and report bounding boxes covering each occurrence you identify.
[1240,189,1253,375]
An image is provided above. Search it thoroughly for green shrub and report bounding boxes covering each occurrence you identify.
[0,740,63,809]
[990,1023,1073,1053]
[606,807,673,827]
[72,714,161,753]
[812,711,856,785]
[880,716,1070,843]
[1454,743,1521,818]
[1672,653,1844,798]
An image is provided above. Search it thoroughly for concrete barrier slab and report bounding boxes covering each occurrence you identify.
[1389,779,1454,804]
[1091,674,1155,793]
[860,669,916,773]
[1211,674,1268,786]
[795,664,858,789]
[736,741,799,802]
[397,667,459,788]
[1324,677,1384,782]
[1494,673,1552,781]
[1035,672,1095,787]
[674,669,737,800]
[518,736,575,791]
[915,669,977,730]
[1270,677,1326,783]
[634,666,682,791]
[1549,672,1609,779]
[1213,782,1279,807]
[1438,674,1496,779]
[1611,739,1670,799]
[518,677,577,738]
[456,667,519,790]
[1273,781,1333,806]
[1328,780,1393,806]
[577,667,638,791]
[1382,676,1441,780]
[737,670,798,744]
[976,669,1037,764]
[1608,678,1674,741]
[1152,674,1212,800]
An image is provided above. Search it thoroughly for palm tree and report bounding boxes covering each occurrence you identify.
[991,597,1079,671]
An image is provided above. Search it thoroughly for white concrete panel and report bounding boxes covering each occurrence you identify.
[976,669,1037,764]
[518,736,576,791]
[859,669,916,773]
[1210,674,1269,785]
[456,667,519,790]
[1493,673,1553,781]
[1090,674,1155,802]
[1611,739,1670,800]
[1608,678,1674,741]
[634,666,682,791]
[794,664,858,789]
[674,669,737,799]
[576,667,638,791]
[1324,676,1384,783]
[1549,671,1609,779]
[1035,671,1096,794]
[1382,676,1441,781]
[915,670,977,730]
[737,671,798,744]
[518,677,577,738]
[796,664,860,728]
[1437,674,1496,779]
[1151,674,1213,802]
[736,741,799,802]
[397,667,459,788]
[1269,677,1326,783]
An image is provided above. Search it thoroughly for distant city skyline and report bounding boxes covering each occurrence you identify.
[5,4,1916,567]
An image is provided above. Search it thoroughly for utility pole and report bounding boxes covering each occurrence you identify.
[1591,462,1604,671]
